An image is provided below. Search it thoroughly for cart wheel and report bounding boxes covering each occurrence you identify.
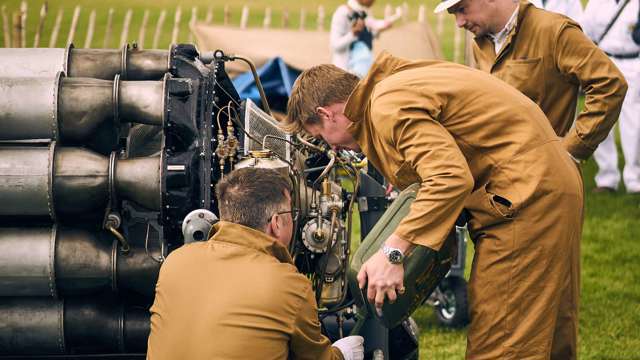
[434,276,469,328]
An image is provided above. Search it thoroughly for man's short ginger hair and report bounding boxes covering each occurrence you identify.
[284,64,360,133]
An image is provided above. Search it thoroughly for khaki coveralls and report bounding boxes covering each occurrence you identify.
[345,52,583,360]
[147,221,343,360]
[474,0,627,160]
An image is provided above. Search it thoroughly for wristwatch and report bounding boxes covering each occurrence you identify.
[381,245,405,265]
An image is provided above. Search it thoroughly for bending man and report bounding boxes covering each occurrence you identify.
[284,52,583,360]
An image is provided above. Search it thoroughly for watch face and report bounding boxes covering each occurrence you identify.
[389,249,403,264]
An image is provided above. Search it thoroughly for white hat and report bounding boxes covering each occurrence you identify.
[434,0,463,13]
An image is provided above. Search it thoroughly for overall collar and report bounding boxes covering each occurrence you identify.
[208,221,293,264]
[476,0,534,66]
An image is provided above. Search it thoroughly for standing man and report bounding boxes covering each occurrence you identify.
[582,0,640,193]
[147,168,364,360]
[285,52,584,360]
[437,0,627,164]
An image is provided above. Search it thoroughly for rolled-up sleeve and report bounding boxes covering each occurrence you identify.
[370,90,474,251]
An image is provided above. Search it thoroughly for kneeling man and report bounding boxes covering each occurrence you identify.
[147,167,363,360]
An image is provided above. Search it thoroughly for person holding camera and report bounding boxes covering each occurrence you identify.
[582,0,640,194]
[330,0,401,77]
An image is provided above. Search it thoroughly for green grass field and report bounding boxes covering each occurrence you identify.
[2,0,639,358]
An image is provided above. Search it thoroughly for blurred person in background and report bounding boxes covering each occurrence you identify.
[147,168,364,360]
[330,0,402,77]
[529,0,583,20]
[581,0,640,194]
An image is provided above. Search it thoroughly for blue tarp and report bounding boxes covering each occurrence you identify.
[232,57,301,113]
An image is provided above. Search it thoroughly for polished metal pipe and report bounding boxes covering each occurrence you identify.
[0,74,165,144]
[0,298,65,355]
[0,144,162,216]
[0,297,149,355]
[0,45,170,80]
[0,225,162,297]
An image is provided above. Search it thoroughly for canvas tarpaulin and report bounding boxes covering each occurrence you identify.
[192,21,443,76]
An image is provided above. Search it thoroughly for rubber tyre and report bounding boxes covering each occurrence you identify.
[434,276,470,328]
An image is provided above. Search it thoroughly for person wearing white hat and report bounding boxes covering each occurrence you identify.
[435,0,625,167]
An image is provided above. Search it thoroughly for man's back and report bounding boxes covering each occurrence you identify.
[147,221,341,360]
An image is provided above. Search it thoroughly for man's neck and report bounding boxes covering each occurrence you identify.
[491,1,519,34]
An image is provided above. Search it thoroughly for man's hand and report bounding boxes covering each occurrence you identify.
[332,336,364,360]
[351,19,365,36]
[356,233,412,315]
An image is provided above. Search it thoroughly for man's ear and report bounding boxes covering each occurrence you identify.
[315,106,333,123]
[264,214,277,237]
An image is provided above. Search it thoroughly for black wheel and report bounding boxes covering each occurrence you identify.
[434,276,470,328]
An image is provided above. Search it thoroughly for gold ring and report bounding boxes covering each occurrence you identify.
[398,286,406,295]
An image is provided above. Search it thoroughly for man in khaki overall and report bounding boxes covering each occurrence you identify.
[438,0,626,163]
[147,168,363,360]
[285,52,583,359]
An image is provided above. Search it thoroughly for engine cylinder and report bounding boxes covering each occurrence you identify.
[0,46,170,80]
[0,144,162,217]
[0,225,162,297]
[0,297,149,355]
[0,74,165,147]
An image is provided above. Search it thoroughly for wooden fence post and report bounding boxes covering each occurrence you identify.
[436,11,444,38]
[317,5,325,31]
[171,6,181,44]
[103,8,114,48]
[418,5,426,24]
[138,9,150,49]
[20,1,27,48]
[188,7,197,43]
[240,5,249,29]
[84,9,96,48]
[12,12,21,48]
[402,2,409,22]
[299,8,306,31]
[282,9,290,28]
[223,5,230,26]
[263,7,272,29]
[453,24,462,63]
[33,3,48,47]
[66,6,81,46]
[119,9,132,47]
[1,6,9,47]
[205,6,213,24]
[384,4,393,18]
[49,8,63,47]
[152,10,166,49]
[2,5,12,47]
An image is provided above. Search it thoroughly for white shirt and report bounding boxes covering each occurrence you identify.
[489,5,519,54]
[330,0,393,69]
[529,0,584,21]
[581,0,640,55]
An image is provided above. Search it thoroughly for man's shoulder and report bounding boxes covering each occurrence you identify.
[522,5,579,33]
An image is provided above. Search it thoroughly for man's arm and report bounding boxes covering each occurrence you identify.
[289,283,345,360]
[554,22,628,160]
